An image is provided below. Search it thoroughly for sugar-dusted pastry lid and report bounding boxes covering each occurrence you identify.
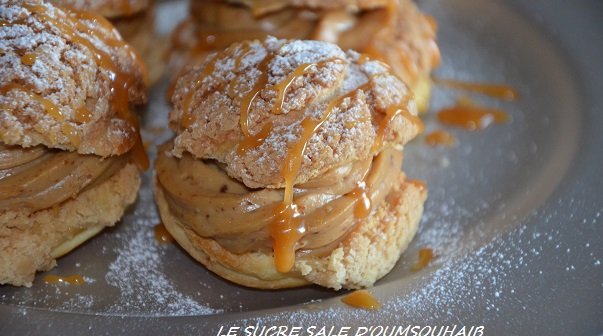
[169,37,422,188]
[0,0,147,157]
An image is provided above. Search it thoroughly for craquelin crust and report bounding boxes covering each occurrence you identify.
[0,163,140,287]
[0,0,147,157]
[154,174,426,290]
[170,37,420,188]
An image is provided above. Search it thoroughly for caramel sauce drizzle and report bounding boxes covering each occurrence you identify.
[411,247,435,271]
[74,106,92,123]
[346,181,371,219]
[437,102,508,131]
[271,63,312,115]
[237,122,273,155]
[61,123,80,145]
[433,77,519,101]
[20,53,37,66]
[372,95,424,152]
[271,82,373,273]
[238,55,272,137]
[181,44,240,129]
[154,223,174,244]
[237,58,344,152]
[341,289,381,310]
[425,129,455,147]
[20,3,149,170]
[0,83,64,120]
[43,274,86,285]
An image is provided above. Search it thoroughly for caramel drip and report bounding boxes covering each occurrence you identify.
[154,223,174,244]
[20,53,37,66]
[272,82,371,273]
[0,83,64,120]
[237,122,272,155]
[270,202,305,273]
[372,97,423,152]
[23,4,149,169]
[61,123,80,145]
[411,247,435,271]
[346,181,371,218]
[75,106,92,123]
[358,54,372,65]
[237,58,343,153]
[437,104,508,130]
[131,139,149,171]
[433,77,519,101]
[43,274,85,285]
[425,129,455,147]
[239,55,272,137]
[341,289,381,310]
[181,45,239,129]
[407,179,427,191]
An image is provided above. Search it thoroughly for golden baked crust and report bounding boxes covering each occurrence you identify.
[154,174,425,290]
[0,0,147,157]
[0,163,140,287]
[170,37,421,188]
[49,0,150,18]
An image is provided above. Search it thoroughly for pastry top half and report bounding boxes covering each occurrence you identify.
[0,0,147,157]
[170,37,422,189]
[48,0,150,18]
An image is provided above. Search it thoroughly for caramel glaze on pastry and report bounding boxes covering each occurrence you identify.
[0,0,148,287]
[169,0,440,111]
[155,37,426,289]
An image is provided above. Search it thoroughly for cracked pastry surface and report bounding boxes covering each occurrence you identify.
[0,0,147,287]
[0,0,147,156]
[169,37,422,188]
[157,37,426,289]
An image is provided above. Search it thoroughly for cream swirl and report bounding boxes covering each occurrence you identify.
[0,143,128,212]
[156,140,402,256]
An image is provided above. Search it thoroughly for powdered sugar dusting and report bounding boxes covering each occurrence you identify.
[104,173,219,316]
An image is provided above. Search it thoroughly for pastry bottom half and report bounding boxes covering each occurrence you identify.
[0,163,140,287]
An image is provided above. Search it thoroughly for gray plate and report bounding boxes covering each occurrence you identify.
[1,0,602,334]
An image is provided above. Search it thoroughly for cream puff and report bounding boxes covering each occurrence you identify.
[0,0,148,286]
[154,37,426,290]
[169,0,440,111]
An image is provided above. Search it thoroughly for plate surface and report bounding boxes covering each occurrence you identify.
[1,0,602,334]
